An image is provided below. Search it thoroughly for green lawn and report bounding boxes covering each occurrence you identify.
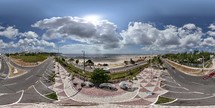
[45,92,58,100]
[56,57,149,81]
[109,63,149,80]
[155,96,175,104]
[11,54,48,63]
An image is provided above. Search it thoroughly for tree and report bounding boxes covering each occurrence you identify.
[75,59,79,64]
[86,59,94,68]
[69,58,74,61]
[130,58,135,64]
[90,68,110,85]
[124,61,128,66]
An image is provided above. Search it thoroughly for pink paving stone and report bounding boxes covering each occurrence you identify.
[145,76,152,79]
[135,95,142,99]
[56,79,63,83]
[55,99,97,106]
[57,91,67,97]
[55,84,64,89]
[145,83,154,87]
[150,79,157,82]
[80,85,126,97]
[114,98,152,106]
[139,87,150,92]
[141,79,148,83]
[153,86,160,92]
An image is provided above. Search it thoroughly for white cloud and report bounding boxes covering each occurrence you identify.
[0,25,55,52]
[121,22,204,52]
[32,16,122,49]
[60,44,101,54]
[0,26,19,38]
[20,31,39,39]
[209,24,215,30]
[0,39,7,49]
[202,37,215,46]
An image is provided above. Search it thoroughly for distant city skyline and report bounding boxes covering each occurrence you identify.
[1,0,215,54]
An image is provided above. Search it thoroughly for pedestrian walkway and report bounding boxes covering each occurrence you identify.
[52,62,167,106]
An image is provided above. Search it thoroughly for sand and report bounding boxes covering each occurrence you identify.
[72,55,151,68]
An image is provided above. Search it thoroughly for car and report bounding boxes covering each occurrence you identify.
[99,83,117,91]
[119,81,130,90]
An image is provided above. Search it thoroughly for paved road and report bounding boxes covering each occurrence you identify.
[0,56,9,79]
[0,57,55,105]
[161,60,215,106]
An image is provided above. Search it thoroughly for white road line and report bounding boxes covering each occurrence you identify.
[9,90,24,105]
[3,83,16,86]
[33,86,55,101]
[25,75,34,80]
[191,82,204,85]
[193,91,204,94]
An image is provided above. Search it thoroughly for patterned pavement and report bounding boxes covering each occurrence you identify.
[52,62,167,106]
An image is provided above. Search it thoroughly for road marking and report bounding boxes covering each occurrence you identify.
[25,75,34,80]
[3,83,16,86]
[33,86,55,101]
[191,82,204,85]
[8,90,24,105]
[193,91,204,94]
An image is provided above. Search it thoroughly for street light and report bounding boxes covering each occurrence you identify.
[82,51,85,74]
[202,56,204,71]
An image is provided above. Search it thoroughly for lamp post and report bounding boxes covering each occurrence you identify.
[82,51,85,74]
[202,56,204,71]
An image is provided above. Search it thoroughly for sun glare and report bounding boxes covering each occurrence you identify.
[84,15,101,24]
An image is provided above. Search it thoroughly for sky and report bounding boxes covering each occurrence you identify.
[1,0,215,54]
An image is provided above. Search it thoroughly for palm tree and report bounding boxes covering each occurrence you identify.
[86,59,94,69]
[75,59,79,65]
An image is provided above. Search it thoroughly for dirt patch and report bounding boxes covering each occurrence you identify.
[10,58,42,67]
[165,59,212,76]
[8,64,27,78]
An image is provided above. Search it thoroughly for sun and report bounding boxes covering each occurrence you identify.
[84,15,101,24]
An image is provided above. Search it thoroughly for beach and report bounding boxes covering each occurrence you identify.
[64,54,152,68]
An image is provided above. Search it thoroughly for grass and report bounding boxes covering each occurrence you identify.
[10,54,48,63]
[109,63,149,80]
[56,57,149,81]
[155,96,175,104]
[55,57,92,78]
[45,92,58,100]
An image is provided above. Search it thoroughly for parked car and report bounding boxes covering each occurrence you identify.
[119,81,130,90]
[84,81,94,87]
[99,83,117,91]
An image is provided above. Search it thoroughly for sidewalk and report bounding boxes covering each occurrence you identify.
[52,62,166,106]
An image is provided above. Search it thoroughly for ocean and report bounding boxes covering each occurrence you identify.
[61,54,149,62]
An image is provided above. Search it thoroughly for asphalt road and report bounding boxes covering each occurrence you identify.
[0,56,9,79]
[161,60,215,106]
[0,57,55,105]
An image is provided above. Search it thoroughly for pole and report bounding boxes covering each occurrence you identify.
[82,51,85,74]
[202,56,204,70]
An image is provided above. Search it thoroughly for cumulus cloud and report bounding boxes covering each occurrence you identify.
[32,16,122,49]
[207,24,215,37]
[0,25,55,52]
[202,37,215,46]
[0,39,7,49]
[121,22,203,52]
[0,26,19,38]
[20,31,39,39]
